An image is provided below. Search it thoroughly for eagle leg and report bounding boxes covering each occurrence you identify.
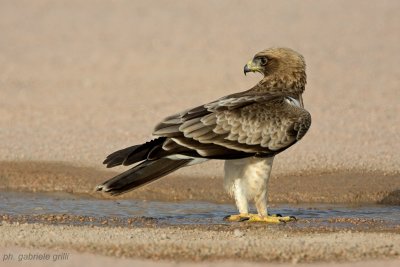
[223,158,297,223]
[252,187,297,223]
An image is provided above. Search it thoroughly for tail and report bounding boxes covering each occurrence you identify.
[96,158,191,195]
[103,137,166,168]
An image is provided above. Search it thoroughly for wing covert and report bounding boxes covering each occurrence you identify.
[153,93,311,159]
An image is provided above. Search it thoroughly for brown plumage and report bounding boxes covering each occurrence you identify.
[97,47,311,221]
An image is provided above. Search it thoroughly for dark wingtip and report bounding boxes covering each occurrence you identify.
[102,155,115,166]
[102,155,126,168]
[95,184,124,196]
[95,184,104,192]
[105,162,119,168]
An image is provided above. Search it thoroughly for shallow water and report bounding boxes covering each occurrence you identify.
[1,191,400,225]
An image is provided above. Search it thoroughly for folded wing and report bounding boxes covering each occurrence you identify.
[152,93,311,160]
[98,91,311,195]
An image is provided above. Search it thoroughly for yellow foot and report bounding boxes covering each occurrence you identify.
[223,213,253,222]
[224,213,296,223]
[247,214,296,223]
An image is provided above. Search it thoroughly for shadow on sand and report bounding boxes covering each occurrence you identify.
[379,190,400,205]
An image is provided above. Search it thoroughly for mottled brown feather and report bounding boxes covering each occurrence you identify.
[153,93,311,158]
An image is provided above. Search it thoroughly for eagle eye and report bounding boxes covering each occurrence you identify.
[259,57,268,66]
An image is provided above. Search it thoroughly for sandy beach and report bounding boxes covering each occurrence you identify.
[1,221,400,264]
[0,0,399,176]
[0,0,399,266]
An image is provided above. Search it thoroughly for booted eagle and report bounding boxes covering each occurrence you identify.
[97,47,311,223]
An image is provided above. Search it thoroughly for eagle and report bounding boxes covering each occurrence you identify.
[96,47,311,223]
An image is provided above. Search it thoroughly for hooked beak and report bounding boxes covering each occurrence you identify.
[243,60,262,75]
[243,63,251,75]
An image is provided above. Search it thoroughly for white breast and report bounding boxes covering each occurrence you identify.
[224,157,274,199]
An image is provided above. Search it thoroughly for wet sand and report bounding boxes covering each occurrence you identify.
[1,166,400,266]
[1,161,399,204]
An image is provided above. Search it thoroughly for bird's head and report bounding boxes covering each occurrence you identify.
[244,47,306,90]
